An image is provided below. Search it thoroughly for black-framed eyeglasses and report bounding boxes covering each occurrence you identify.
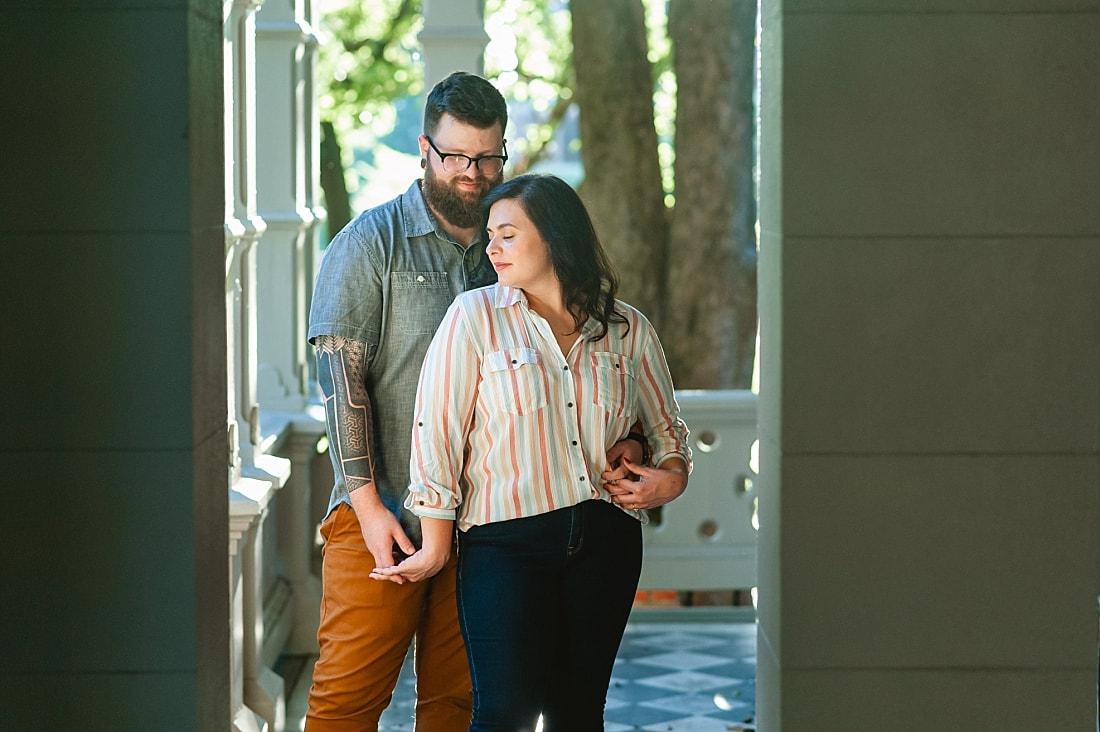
[424,135,508,175]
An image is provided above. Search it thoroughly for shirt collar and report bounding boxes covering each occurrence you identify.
[493,284,601,337]
[493,284,525,309]
[400,179,444,240]
[401,179,491,251]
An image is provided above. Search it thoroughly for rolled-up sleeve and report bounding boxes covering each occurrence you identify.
[635,325,692,473]
[405,300,481,519]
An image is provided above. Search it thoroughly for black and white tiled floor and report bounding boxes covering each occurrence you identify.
[285,619,757,731]
[603,622,756,731]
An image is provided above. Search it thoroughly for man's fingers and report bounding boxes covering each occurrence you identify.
[394,533,417,557]
[368,546,396,569]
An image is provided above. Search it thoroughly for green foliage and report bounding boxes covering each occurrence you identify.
[318,0,678,197]
[483,0,673,190]
[484,0,574,167]
[317,0,424,140]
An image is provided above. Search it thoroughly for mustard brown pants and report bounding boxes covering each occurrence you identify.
[304,502,472,732]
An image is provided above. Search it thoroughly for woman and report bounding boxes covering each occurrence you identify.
[372,174,691,731]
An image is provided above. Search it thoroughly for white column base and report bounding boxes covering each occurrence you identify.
[245,664,286,732]
[233,704,269,732]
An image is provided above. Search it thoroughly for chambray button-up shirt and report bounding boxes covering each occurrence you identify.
[406,284,691,532]
[307,180,496,544]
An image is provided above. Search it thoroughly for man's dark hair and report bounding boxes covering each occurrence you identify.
[423,71,508,136]
[481,174,628,341]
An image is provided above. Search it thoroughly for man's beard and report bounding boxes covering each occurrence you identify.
[422,164,501,229]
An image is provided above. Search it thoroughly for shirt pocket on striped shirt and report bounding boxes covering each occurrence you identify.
[484,348,548,416]
[590,352,638,417]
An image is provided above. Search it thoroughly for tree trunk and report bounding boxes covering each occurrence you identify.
[320,120,352,239]
[571,0,669,330]
[665,0,758,388]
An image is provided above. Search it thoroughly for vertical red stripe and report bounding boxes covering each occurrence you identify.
[537,408,553,512]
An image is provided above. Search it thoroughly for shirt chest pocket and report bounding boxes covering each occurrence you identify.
[391,271,452,334]
[590,352,638,417]
[484,348,548,416]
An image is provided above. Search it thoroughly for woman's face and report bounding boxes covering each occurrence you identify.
[485,198,557,294]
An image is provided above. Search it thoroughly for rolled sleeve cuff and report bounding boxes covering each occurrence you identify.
[652,450,693,474]
[404,485,458,521]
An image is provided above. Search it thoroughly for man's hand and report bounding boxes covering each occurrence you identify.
[605,457,687,511]
[370,545,450,584]
[354,498,418,576]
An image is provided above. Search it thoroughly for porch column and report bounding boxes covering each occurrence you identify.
[256,0,321,416]
[255,0,326,656]
[225,0,291,728]
[230,479,284,732]
[757,1,1100,730]
[419,0,490,87]
[0,0,229,728]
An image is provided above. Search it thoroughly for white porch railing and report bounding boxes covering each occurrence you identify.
[639,390,759,592]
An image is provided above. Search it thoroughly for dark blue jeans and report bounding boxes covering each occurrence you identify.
[456,499,643,732]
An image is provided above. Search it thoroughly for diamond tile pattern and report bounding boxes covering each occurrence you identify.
[371,621,757,731]
[605,623,756,732]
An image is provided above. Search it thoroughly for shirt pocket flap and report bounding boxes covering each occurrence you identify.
[485,348,542,374]
[590,351,634,376]
[589,352,637,417]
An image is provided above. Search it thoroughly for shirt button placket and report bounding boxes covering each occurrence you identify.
[566,359,591,489]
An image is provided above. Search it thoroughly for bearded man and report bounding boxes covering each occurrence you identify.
[304,71,507,732]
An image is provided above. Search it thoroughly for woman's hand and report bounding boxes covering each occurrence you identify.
[369,546,449,584]
[370,516,453,584]
[606,457,687,512]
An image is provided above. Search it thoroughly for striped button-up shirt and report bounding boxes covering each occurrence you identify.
[406,283,691,531]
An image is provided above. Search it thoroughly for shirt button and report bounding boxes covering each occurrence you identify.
[579,476,585,482]
[571,440,578,446]
[416,275,425,283]
[567,402,573,408]
[563,365,568,370]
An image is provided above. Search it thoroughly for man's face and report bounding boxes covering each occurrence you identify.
[420,114,506,229]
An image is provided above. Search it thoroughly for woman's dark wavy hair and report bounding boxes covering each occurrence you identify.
[481,174,628,341]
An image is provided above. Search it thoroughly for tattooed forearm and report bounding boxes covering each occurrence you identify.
[315,335,376,493]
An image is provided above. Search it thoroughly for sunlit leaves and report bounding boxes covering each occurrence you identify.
[319,0,679,199]
[484,0,574,165]
[317,0,424,140]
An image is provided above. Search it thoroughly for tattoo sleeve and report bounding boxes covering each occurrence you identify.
[314,335,376,493]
